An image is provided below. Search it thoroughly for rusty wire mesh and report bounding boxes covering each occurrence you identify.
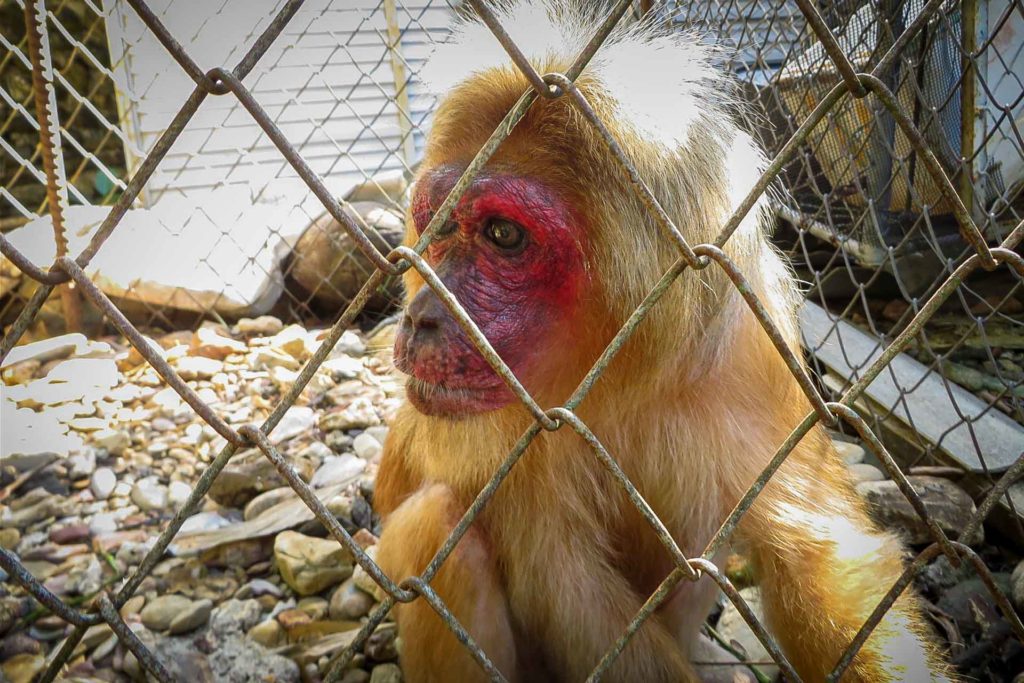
[1,0,1023,681]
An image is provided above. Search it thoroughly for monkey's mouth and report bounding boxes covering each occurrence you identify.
[405,376,512,418]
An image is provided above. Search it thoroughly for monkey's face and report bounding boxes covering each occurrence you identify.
[395,164,589,419]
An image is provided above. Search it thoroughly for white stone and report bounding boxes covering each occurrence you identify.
[352,433,383,461]
[2,333,87,368]
[310,455,366,489]
[131,477,168,512]
[167,481,192,509]
[270,406,316,445]
[93,428,130,456]
[90,468,117,500]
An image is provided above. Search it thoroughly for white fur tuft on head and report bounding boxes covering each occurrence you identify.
[420,1,734,151]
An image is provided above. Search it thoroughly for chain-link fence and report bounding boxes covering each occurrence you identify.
[1,0,1023,681]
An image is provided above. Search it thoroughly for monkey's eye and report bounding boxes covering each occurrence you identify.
[484,219,526,252]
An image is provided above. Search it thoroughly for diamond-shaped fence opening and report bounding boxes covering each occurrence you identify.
[0,0,1022,682]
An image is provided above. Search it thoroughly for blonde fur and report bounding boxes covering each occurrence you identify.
[375,3,953,681]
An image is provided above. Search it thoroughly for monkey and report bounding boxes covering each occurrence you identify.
[372,3,954,681]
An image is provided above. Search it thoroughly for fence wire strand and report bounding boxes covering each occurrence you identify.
[1,0,1023,681]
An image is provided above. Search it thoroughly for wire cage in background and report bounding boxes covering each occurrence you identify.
[671,0,1024,530]
[0,0,1023,681]
[6,0,1017,519]
[2,0,450,330]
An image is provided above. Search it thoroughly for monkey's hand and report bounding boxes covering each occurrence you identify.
[376,484,519,683]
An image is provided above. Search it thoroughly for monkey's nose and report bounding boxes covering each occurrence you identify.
[405,288,446,334]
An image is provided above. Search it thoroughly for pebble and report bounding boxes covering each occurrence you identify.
[0,528,21,549]
[848,463,885,483]
[131,477,168,512]
[319,397,380,431]
[90,467,117,500]
[237,315,285,336]
[67,448,97,478]
[370,663,403,683]
[352,546,385,601]
[1012,559,1024,612]
[353,432,383,461]
[832,439,865,465]
[175,356,224,380]
[330,578,376,620]
[1,653,45,683]
[167,480,192,509]
[856,476,983,545]
[140,594,195,631]
[311,455,367,489]
[249,618,286,647]
[168,598,213,635]
[274,530,354,596]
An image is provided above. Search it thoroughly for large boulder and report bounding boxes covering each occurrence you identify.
[288,202,404,313]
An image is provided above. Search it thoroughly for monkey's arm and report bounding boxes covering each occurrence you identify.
[735,435,954,682]
[376,484,519,683]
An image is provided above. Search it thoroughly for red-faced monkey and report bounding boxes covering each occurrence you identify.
[374,3,953,681]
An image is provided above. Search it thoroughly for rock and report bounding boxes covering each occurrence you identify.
[274,530,354,596]
[92,428,129,456]
[245,487,296,521]
[715,587,779,680]
[180,511,235,535]
[691,633,758,683]
[50,523,90,545]
[167,480,192,509]
[1,359,39,385]
[141,595,195,631]
[848,463,885,483]
[290,203,404,312]
[1012,560,1024,612]
[271,406,318,445]
[937,574,1013,636]
[353,432,383,461]
[89,467,117,500]
[320,398,380,432]
[175,356,223,380]
[210,599,264,634]
[365,624,398,661]
[0,528,20,550]
[237,315,284,337]
[342,669,371,683]
[192,326,246,359]
[131,477,168,512]
[832,439,865,465]
[237,579,284,599]
[66,557,105,596]
[297,596,330,621]
[352,547,384,601]
[330,578,376,620]
[0,494,65,529]
[2,332,86,367]
[207,448,318,508]
[200,537,273,569]
[0,632,41,661]
[369,662,403,683]
[168,598,212,635]
[1,653,46,683]
[277,607,312,630]
[855,476,983,545]
[311,455,367,489]
[67,448,97,479]
[249,618,286,647]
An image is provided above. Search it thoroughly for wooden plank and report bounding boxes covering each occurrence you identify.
[799,301,1023,473]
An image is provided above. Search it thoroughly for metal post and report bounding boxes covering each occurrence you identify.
[23,0,82,332]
